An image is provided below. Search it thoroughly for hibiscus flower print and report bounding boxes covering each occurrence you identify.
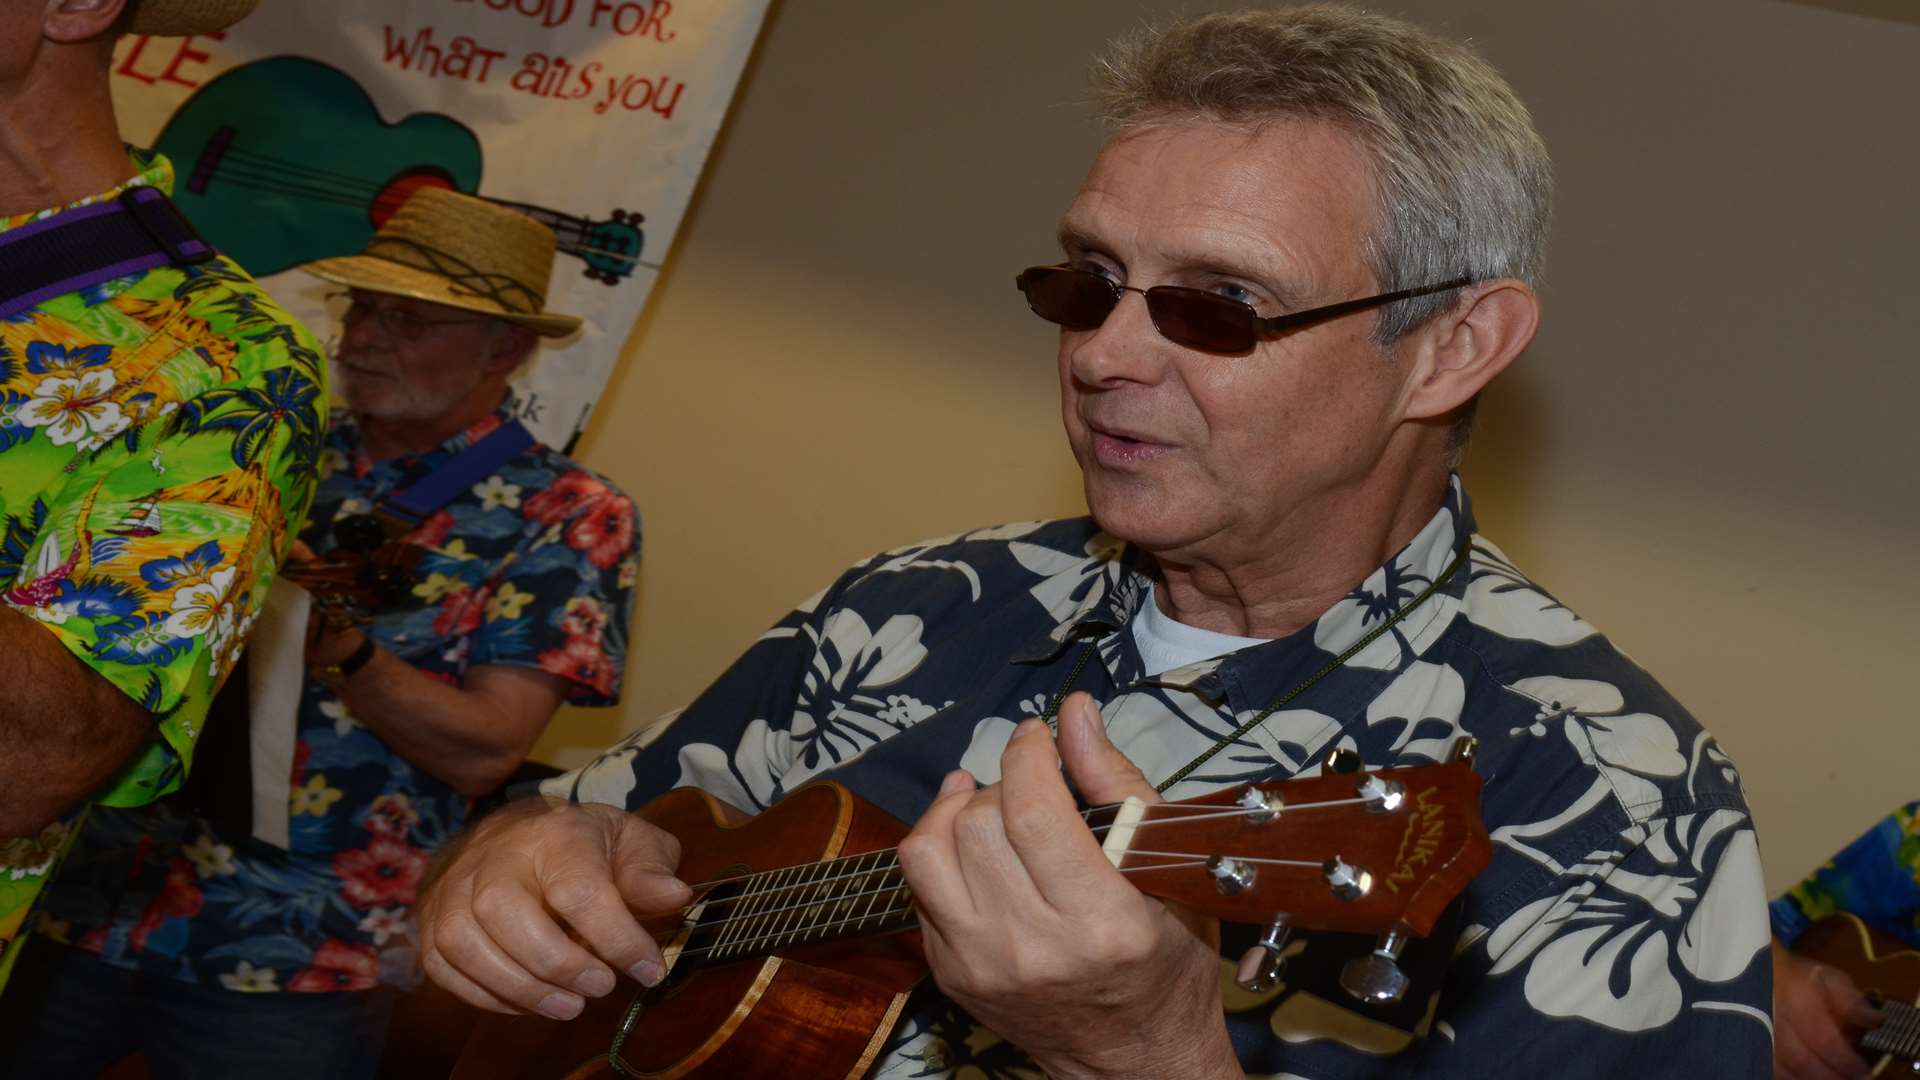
[163,565,238,640]
[1507,675,1686,811]
[364,793,420,838]
[334,838,430,908]
[538,636,615,697]
[17,369,130,448]
[22,340,111,374]
[523,470,609,526]
[566,496,634,570]
[288,939,380,992]
[1482,809,1769,1035]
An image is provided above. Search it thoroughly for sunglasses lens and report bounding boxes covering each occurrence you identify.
[1146,288,1256,354]
[1019,267,1117,330]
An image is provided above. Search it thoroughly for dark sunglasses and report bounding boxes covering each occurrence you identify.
[1015,265,1472,355]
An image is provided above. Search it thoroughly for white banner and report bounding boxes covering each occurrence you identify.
[110,0,772,450]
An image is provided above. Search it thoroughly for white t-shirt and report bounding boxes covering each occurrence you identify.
[1130,584,1271,677]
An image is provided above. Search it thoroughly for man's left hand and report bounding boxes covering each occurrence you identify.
[896,691,1242,1080]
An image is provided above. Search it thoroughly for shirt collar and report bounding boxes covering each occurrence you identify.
[337,401,517,484]
[0,148,171,235]
[1016,477,1476,710]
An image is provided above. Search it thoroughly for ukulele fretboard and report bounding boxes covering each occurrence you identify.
[686,850,917,966]
[1863,999,1920,1065]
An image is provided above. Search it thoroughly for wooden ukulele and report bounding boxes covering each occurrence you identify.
[447,745,1492,1080]
[1794,912,1920,1076]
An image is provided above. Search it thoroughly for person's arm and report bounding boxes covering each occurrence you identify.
[1771,935,1880,1080]
[897,693,1245,1079]
[0,606,151,836]
[309,623,567,798]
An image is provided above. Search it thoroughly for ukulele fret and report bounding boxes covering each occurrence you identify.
[1862,999,1920,1064]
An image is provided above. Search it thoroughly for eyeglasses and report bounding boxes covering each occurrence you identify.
[1015,265,1472,355]
[329,291,492,343]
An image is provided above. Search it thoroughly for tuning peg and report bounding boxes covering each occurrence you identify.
[1237,785,1283,824]
[1447,735,1479,765]
[1325,746,1364,774]
[1322,856,1373,901]
[1207,855,1257,895]
[1235,915,1292,992]
[1355,773,1405,814]
[1340,922,1412,1006]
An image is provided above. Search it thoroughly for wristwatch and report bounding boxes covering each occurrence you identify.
[314,633,378,687]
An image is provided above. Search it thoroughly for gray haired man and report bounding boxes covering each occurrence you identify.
[415,7,1772,1077]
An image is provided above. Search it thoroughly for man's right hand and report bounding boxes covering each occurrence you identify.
[418,796,692,1019]
[1772,936,1882,1079]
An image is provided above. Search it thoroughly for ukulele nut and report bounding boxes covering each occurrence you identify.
[1208,855,1258,895]
[1322,856,1373,901]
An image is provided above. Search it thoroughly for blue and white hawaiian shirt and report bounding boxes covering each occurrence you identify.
[552,478,1772,1078]
[39,404,638,994]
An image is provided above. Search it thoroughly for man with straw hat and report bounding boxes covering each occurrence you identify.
[7,187,639,1076]
[0,0,323,1002]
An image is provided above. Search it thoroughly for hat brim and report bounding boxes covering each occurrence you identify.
[305,255,582,338]
[123,0,261,36]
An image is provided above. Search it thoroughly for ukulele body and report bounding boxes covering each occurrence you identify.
[452,783,929,1080]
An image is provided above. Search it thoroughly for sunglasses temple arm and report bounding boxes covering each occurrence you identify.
[1255,277,1474,336]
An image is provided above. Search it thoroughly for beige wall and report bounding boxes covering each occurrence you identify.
[530,0,1920,894]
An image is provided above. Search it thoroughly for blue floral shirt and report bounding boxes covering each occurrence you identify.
[552,479,1772,1078]
[40,405,638,993]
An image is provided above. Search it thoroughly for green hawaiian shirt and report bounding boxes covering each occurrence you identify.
[0,151,326,985]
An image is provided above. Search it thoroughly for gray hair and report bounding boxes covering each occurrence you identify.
[1093,4,1552,462]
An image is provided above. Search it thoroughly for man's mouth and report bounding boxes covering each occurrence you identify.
[1087,422,1173,464]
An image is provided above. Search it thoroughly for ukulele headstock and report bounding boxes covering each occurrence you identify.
[1105,738,1491,1003]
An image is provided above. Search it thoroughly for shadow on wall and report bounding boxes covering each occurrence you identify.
[1775,0,1920,24]
[1458,355,1553,540]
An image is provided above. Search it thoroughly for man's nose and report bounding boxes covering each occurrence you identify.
[1065,290,1170,388]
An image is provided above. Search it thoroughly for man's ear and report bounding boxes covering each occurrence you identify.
[1397,278,1540,424]
[42,0,130,45]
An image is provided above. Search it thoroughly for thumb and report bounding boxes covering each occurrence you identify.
[1056,691,1158,806]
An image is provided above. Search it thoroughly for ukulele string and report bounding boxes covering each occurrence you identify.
[676,791,1376,906]
[664,846,1344,950]
[666,798,1386,945]
[665,845,1310,966]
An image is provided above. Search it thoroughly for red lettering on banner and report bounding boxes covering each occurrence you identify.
[113,31,224,89]
[509,53,600,101]
[594,72,684,118]
[382,25,507,83]
[451,0,576,29]
[589,0,675,41]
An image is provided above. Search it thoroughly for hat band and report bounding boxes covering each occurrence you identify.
[362,236,547,316]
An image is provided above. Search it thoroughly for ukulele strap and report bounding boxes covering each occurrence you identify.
[0,186,218,320]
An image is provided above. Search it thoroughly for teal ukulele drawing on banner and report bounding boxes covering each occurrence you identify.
[151,55,647,285]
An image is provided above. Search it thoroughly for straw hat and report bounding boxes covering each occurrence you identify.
[123,0,261,36]
[305,188,582,338]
